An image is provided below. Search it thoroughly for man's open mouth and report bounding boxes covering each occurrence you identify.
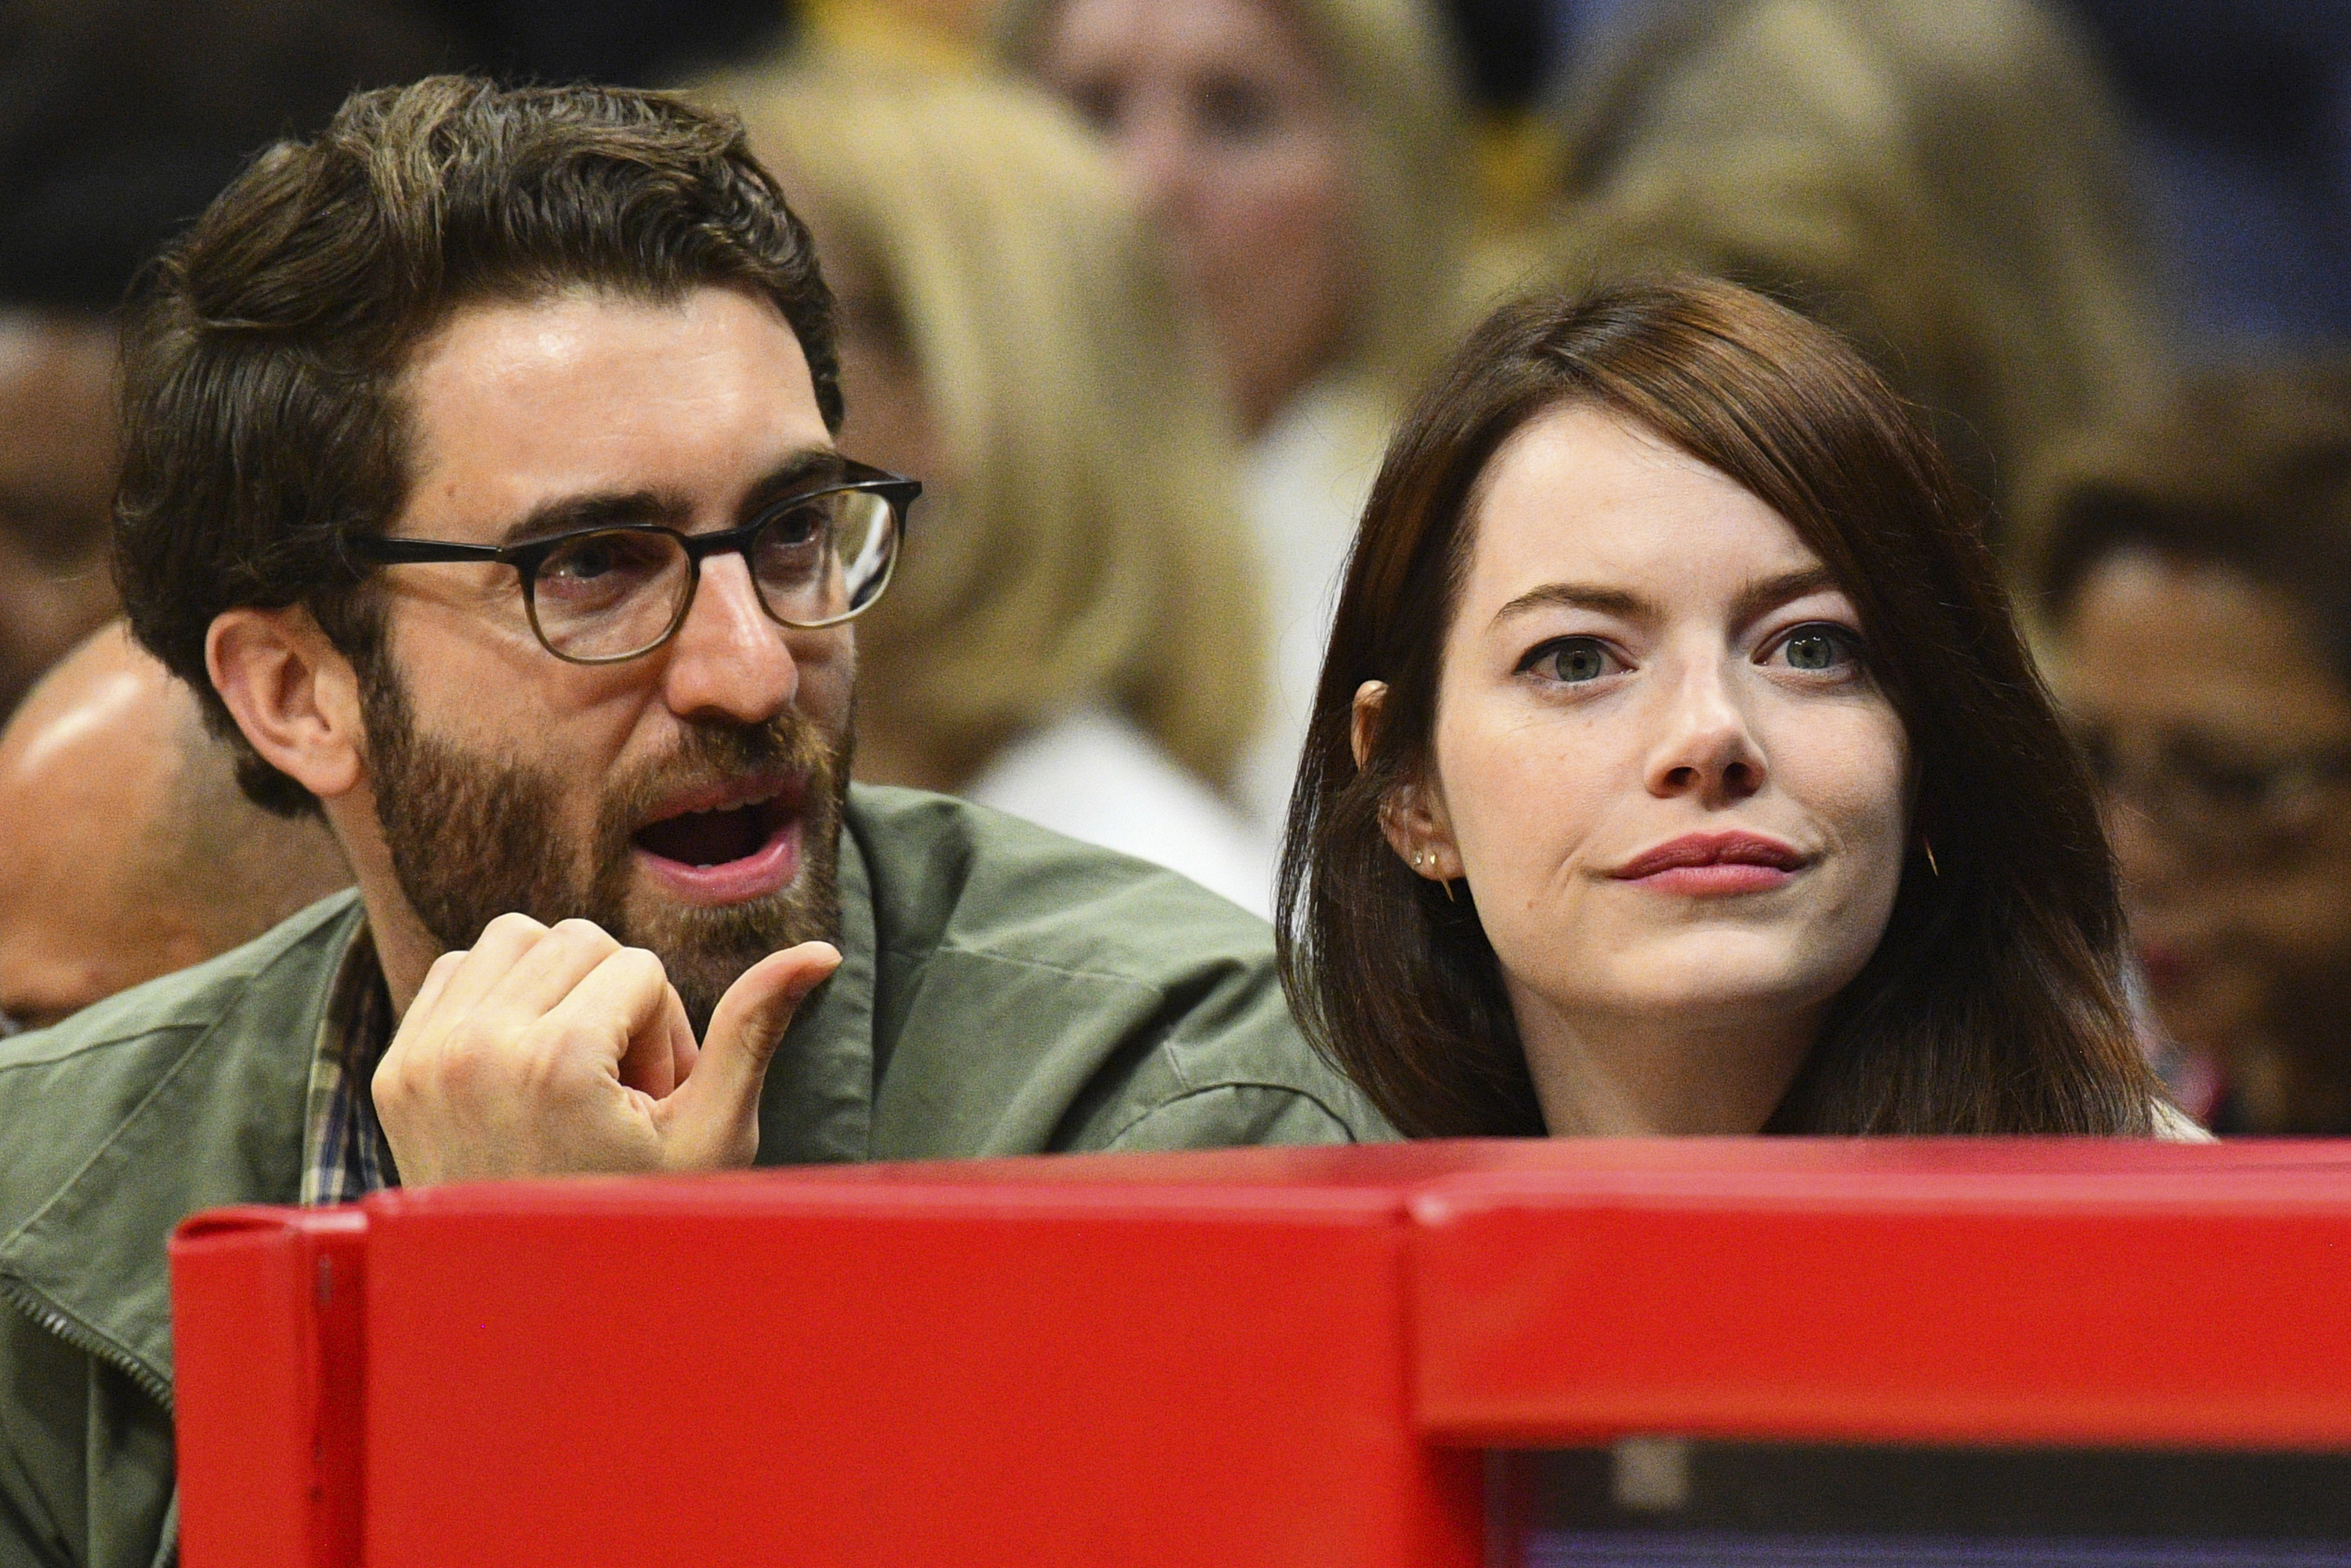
[631,780,800,871]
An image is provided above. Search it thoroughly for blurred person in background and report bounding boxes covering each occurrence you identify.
[1545,0,2172,551]
[0,311,114,722]
[0,0,456,719]
[0,625,350,1035]
[2031,365,2351,1135]
[710,61,1276,913]
[995,0,1476,829]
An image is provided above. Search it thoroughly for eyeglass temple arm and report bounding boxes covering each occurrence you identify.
[347,535,516,565]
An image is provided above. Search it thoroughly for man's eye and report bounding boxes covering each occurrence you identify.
[1775,624,1863,672]
[549,543,614,580]
[763,502,825,549]
[542,532,669,582]
[1524,638,1616,684]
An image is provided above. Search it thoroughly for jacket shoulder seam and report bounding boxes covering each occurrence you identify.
[1099,1081,1361,1149]
[0,1021,210,1076]
[876,937,1229,994]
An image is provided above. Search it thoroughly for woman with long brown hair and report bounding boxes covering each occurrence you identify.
[1278,277,2192,1138]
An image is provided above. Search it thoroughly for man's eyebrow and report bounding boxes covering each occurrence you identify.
[1490,581,1656,628]
[499,490,690,547]
[1728,565,1842,630]
[737,447,849,520]
[494,447,843,546]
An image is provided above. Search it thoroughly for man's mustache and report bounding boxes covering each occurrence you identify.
[596,716,838,842]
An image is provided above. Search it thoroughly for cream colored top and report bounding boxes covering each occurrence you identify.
[1231,376,1396,837]
[2153,1099,2217,1143]
[963,704,1276,918]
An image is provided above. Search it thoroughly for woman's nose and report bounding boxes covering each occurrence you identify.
[1113,94,1203,223]
[1644,661,1767,803]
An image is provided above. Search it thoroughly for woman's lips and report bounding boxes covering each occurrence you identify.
[1628,862,1796,896]
[1610,830,1806,896]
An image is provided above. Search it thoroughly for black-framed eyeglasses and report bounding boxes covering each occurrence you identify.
[2078,722,2351,860]
[344,460,919,664]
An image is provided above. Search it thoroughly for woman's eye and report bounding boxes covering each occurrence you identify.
[1071,82,1121,132]
[1524,638,1617,684]
[1774,624,1863,673]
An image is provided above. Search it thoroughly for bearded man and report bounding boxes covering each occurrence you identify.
[0,78,1383,1568]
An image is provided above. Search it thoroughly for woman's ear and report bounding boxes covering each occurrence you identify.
[1355,679,1464,884]
[206,607,367,803]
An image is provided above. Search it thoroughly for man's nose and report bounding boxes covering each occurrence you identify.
[1643,658,1767,803]
[660,554,798,723]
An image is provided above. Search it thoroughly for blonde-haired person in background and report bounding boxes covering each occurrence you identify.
[701,59,1278,914]
[994,0,1476,831]
[1545,0,2172,555]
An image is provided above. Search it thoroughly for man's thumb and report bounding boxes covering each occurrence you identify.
[662,941,841,1167]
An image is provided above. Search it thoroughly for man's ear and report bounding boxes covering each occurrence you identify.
[206,607,367,803]
[1353,679,1463,885]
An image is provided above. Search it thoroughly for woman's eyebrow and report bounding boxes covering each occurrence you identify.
[1489,581,1654,628]
[1729,565,1841,628]
[1487,567,1844,632]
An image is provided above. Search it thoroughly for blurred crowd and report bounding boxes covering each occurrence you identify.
[5,0,2351,1133]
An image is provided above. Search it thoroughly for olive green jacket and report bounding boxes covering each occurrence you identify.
[0,785,1387,1567]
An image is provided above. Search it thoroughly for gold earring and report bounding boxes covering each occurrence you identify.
[1924,838,1941,878]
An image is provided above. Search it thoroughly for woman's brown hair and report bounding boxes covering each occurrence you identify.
[1276,277,2162,1137]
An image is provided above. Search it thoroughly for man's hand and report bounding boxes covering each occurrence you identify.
[372,913,840,1186]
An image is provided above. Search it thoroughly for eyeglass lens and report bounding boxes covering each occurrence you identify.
[2081,726,2347,853]
[527,489,898,661]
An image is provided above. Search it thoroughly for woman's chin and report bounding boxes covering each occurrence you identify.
[1509,922,1868,1019]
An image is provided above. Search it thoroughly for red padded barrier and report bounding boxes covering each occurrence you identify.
[165,1140,2351,1568]
[170,1205,368,1568]
[357,1156,1482,1568]
[1408,1139,2351,1448]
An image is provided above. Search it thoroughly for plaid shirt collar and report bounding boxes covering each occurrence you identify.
[297,922,400,1206]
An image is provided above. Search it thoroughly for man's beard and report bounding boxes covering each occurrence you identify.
[364,670,849,1034]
